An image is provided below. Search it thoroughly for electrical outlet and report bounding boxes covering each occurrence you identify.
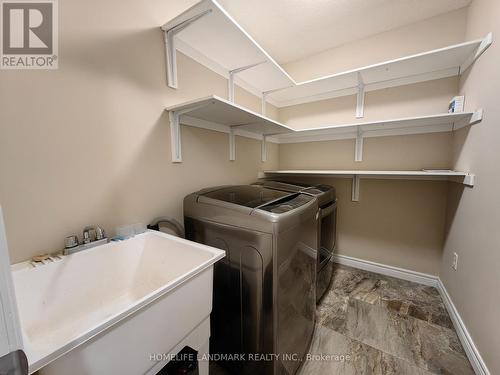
[452,252,458,271]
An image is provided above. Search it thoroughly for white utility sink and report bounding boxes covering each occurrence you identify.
[11,230,225,375]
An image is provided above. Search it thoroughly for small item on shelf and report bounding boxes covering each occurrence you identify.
[449,96,465,113]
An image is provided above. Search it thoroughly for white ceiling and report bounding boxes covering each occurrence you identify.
[217,0,472,64]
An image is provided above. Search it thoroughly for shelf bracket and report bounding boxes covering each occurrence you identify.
[352,175,360,202]
[163,9,212,89]
[262,92,268,116]
[228,61,266,102]
[169,111,182,163]
[356,72,365,119]
[261,135,268,162]
[164,31,177,89]
[355,126,364,162]
[167,102,212,163]
[229,128,236,161]
[228,73,235,103]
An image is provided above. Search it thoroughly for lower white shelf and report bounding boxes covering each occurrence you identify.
[260,170,475,201]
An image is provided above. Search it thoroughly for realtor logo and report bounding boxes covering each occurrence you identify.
[1,0,58,69]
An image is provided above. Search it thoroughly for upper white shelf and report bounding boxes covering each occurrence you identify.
[162,0,492,108]
[161,0,295,94]
[268,34,493,107]
[166,95,293,162]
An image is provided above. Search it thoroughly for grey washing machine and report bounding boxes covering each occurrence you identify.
[184,185,318,375]
[253,180,337,302]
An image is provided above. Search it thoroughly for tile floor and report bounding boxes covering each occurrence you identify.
[210,264,474,375]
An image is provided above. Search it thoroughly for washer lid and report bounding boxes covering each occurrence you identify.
[252,180,305,193]
[257,193,315,214]
[199,185,292,208]
[255,180,336,201]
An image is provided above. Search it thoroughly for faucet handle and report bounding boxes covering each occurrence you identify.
[65,235,79,249]
[82,225,106,244]
[96,226,105,241]
[82,229,92,244]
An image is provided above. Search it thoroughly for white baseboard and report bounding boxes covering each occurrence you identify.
[332,254,490,375]
[332,254,439,287]
[437,280,490,375]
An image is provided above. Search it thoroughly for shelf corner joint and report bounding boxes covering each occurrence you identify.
[463,174,475,187]
[459,31,493,73]
[453,108,484,131]
[470,108,484,125]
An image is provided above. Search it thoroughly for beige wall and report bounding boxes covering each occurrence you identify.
[276,175,449,275]
[278,77,459,129]
[278,131,453,276]
[440,0,500,372]
[283,8,468,81]
[0,0,278,264]
[278,132,453,171]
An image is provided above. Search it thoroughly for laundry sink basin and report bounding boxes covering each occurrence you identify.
[12,230,225,375]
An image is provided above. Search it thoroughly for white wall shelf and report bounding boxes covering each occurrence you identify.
[268,33,493,109]
[274,110,483,162]
[166,95,293,162]
[161,0,492,115]
[162,2,486,198]
[166,96,483,163]
[161,0,295,97]
[260,170,475,201]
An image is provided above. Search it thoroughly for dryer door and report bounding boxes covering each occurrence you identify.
[319,201,337,269]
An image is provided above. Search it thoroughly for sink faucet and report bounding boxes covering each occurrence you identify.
[83,225,106,243]
[82,226,95,244]
[63,225,107,256]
